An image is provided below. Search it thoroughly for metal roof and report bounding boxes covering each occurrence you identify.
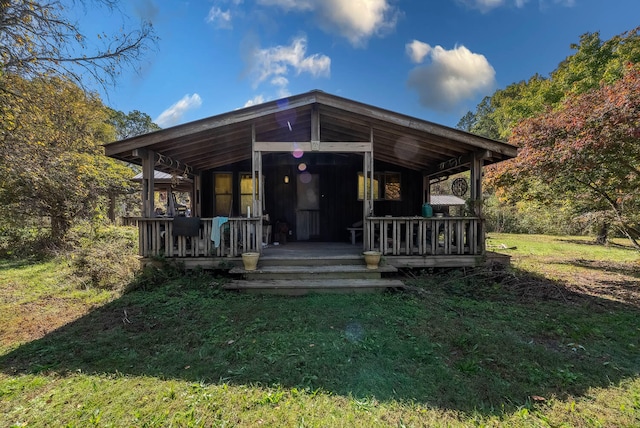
[104,90,517,177]
[430,195,466,206]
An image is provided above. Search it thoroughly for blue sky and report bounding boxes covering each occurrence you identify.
[82,0,640,130]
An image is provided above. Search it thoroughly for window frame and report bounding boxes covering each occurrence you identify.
[357,171,402,202]
[213,172,233,216]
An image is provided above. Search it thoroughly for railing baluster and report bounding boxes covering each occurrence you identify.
[135,217,484,259]
[365,216,483,257]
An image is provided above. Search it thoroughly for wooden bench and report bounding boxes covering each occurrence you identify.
[347,220,363,245]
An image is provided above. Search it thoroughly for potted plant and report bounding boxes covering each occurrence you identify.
[362,251,382,269]
[241,252,260,271]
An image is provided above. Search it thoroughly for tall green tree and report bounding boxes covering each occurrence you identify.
[0,75,134,244]
[460,27,640,242]
[456,96,501,140]
[460,27,640,140]
[486,66,640,247]
[107,108,161,140]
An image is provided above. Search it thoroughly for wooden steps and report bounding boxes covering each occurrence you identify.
[225,254,404,294]
[229,264,397,280]
[223,278,405,295]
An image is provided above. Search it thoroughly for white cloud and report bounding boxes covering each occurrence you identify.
[155,94,203,127]
[406,43,496,112]
[206,6,233,28]
[258,0,399,47]
[206,0,246,28]
[244,95,266,107]
[458,0,575,12]
[457,0,527,12]
[406,40,432,64]
[248,36,330,90]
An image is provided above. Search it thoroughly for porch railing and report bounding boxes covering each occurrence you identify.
[365,216,484,256]
[137,217,263,258]
[134,216,483,259]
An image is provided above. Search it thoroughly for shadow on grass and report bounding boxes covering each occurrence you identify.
[566,258,640,279]
[557,237,637,251]
[1,267,639,415]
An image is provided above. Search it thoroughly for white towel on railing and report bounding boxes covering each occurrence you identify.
[211,216,229,248]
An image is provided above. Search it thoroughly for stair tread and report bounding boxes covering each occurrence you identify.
[224,278,405,289]
[229,265,397,274]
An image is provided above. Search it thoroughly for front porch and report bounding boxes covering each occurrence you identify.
[106,91,518,291]
[136,216,488,270]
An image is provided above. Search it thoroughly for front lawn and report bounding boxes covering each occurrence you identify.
[1,234,639,426]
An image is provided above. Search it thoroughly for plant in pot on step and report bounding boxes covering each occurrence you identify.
[362,251,382,269]
[241,252,260,271]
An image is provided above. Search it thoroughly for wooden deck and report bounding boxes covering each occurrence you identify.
[134,220,507,293]
[140,240,496,270]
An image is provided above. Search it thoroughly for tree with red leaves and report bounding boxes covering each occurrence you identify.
[487,65,640,247]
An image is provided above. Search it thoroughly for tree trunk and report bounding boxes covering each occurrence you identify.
[108,192,116,223]
[50,215,70,245]
[595,222,609,245]
[619,227,640,250]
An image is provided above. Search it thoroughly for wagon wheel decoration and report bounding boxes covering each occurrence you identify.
[451,177,468,197]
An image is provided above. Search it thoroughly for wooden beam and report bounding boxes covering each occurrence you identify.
[253,141,372,152]
[133,149,197,176]
[311,104,320,150]
[104,92,320,156]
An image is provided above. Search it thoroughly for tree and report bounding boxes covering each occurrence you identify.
[459,27,640,141]
[104,108,161,219]
[486,66,640,247]
[456,96,501,140]
[107,108,160,140]
[0,75,135,244]
[0,0,156,90]
[459,27,640,241]
[552,27,640,94]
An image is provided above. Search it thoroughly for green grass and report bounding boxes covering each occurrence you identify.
[1,234,639,427]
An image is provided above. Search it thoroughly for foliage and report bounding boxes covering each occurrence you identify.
[68,222,139,291]
[553,28,640,93]
[0,0,156,90]
[107,108,161,140]
[459,27,640,141]
[456,96,501,140]
[1,235,639,425]
[487,66,640,247]
[105,108,162,218]
[0,74,136,246]
[460,27,640,242]
[483,193,581,235]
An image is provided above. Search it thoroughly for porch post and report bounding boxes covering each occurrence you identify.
[139,149,155,218]
[470,151,484,253]
[469,151,483,215]
[423,176,430,205]
[251,124,263,252]
[193,173,202,217]
[363,128,374,250]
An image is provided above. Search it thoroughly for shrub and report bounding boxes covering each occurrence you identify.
[70,223,139,291]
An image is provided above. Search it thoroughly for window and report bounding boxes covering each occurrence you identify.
[358,172,401,201]
[214,173,232,216]
[239,173,259,216]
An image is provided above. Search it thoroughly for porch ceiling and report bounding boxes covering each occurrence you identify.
[104,90,517,176]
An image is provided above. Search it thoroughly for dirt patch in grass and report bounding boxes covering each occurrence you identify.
[0,297,95,350]
[529,259,640,307]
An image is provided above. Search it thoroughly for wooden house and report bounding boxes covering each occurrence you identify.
[105,90,517,283]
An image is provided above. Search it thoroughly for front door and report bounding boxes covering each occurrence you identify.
[296,173,320,240]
